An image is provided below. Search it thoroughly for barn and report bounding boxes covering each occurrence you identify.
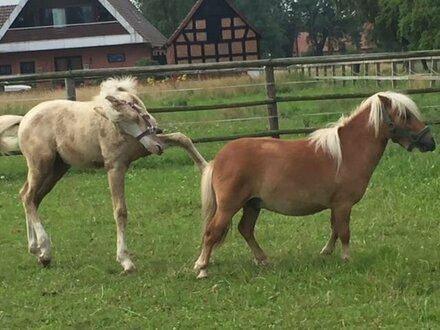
[0,0,167,75]
[166,0,261,64]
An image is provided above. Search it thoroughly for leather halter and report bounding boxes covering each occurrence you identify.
[381,107,431,151]
[126,101,158,140]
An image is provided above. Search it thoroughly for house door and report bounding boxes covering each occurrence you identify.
[55,56,83,71]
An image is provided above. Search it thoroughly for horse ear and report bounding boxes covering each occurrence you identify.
[105,95,123,107]
[377,94,392,109]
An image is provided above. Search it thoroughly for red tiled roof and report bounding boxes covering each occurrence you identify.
[107,0,166,47]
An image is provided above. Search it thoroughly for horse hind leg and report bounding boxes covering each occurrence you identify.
[20,181,38,256]
[35,156,70,208]
[320,211,338,256]
[238,202,269,265]
[194,208,235,279]
[20,153,58,266]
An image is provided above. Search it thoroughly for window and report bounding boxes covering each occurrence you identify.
[66,6,94,24]
[55,56,83,71]
[52,8,66,26]
[97,3,115,22]
[0,65,12,75]
[20,62,35,74]
[107,53,126,63]
[13,3,115,28]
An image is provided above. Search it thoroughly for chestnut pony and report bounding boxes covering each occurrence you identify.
[194,91,435,278]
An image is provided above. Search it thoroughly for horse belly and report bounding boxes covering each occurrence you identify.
[260,192,329,216]
[57,141,103,168]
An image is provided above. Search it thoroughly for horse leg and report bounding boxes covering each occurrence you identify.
[320,211,338,255]
[238,204,269,265]
[107,165,135,272]
[20,157,57,266]
[158,133,208,171]
[332,204,352,260]
[20,181,38,255]
[194,208,235,279]
[35,156,70,208]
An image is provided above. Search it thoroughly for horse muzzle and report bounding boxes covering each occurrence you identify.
[417,136,436,152]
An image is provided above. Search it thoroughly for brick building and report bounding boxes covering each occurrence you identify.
[166,0,261,64]
[0,0,167,75]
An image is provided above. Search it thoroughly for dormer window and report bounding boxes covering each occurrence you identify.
[11,2,115,28]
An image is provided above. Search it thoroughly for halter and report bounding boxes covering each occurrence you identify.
[126,101,159,140]
[381,107,431,151]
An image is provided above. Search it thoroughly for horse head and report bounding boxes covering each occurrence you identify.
[376,93,436,152]
[95,94,164,155]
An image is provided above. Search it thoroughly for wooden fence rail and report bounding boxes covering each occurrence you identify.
[1,50,440,143]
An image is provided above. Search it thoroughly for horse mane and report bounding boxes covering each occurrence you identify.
[308,91,421,167]
[93,76,147,122]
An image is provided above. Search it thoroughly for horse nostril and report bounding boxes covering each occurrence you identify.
[156,128,163,134]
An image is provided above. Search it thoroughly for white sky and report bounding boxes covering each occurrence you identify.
[0,0,21,5]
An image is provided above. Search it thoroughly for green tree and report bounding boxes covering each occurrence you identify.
[137,0,194,38]
[282,0,365,56]
[234,0,291,58]
[397,0,440,50]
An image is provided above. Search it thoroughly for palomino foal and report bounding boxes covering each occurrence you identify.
[194,91,435,278]
[18,77,206,272]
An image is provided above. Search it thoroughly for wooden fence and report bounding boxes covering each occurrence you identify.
[2,50,440,143]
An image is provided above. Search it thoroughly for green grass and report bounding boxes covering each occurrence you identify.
[0,80,440,329]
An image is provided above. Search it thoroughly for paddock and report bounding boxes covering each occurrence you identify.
[0,53,439,328]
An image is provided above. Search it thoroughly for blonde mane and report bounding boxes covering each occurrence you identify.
[308,91,421,167]
[93,76,146,122]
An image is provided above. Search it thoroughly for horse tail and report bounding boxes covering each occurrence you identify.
[0,115,22,154]
[200,161,230,246]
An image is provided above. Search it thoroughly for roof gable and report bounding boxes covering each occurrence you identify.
[0,0,166,47]
[167,0,260,45]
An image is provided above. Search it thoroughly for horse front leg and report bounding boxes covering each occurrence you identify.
[158,133,207,172]
[107,165,136,273]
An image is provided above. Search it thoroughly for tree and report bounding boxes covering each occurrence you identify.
[284,0,362,56]
[233,0,291,58]
[397,0,440,50]
[137,0,194,38]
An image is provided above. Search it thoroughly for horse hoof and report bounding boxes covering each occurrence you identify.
[29,246,40,256]
[121,261,136,273]
[39,258,51,267]
[255,258,271,267]
[196,269,208,279]
[320,247,334,256]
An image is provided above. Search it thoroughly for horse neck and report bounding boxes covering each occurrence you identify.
[338,107,388,176]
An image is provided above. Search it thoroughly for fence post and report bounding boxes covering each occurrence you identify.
[391,61,397,89]
[342,64,346,87]
[265,64,279,137]
[65,78,76,101]
[431,59,438,87]
[331,65,336,86]
[376,62,381,87]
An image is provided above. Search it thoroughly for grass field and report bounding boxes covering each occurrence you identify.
[0,77,439,329]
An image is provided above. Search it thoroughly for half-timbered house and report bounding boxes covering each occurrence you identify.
[166,0,260,64]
